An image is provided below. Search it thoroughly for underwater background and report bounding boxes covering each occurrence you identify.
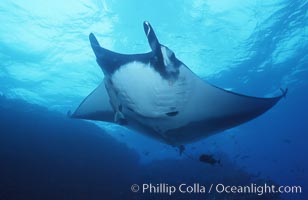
[0,0,307,199]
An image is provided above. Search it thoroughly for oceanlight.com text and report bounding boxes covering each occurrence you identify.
[131,183,302,196]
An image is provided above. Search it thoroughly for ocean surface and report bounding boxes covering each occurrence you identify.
[0,0,307,199]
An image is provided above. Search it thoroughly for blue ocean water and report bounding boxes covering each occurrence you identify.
[0,0,307,199]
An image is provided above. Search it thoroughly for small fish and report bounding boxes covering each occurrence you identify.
[199,154,221,165]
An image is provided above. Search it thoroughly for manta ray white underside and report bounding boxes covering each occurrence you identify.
[71,21,287,146]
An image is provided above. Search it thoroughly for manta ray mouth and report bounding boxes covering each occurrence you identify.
[166,111,179,116]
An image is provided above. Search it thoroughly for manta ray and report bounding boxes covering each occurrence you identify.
[71,21,287,146]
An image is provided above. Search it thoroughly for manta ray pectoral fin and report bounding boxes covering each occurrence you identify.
[89,33,125,75]
[71,81,114,122]
[162,77,287,144]
[191,79,287,129]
